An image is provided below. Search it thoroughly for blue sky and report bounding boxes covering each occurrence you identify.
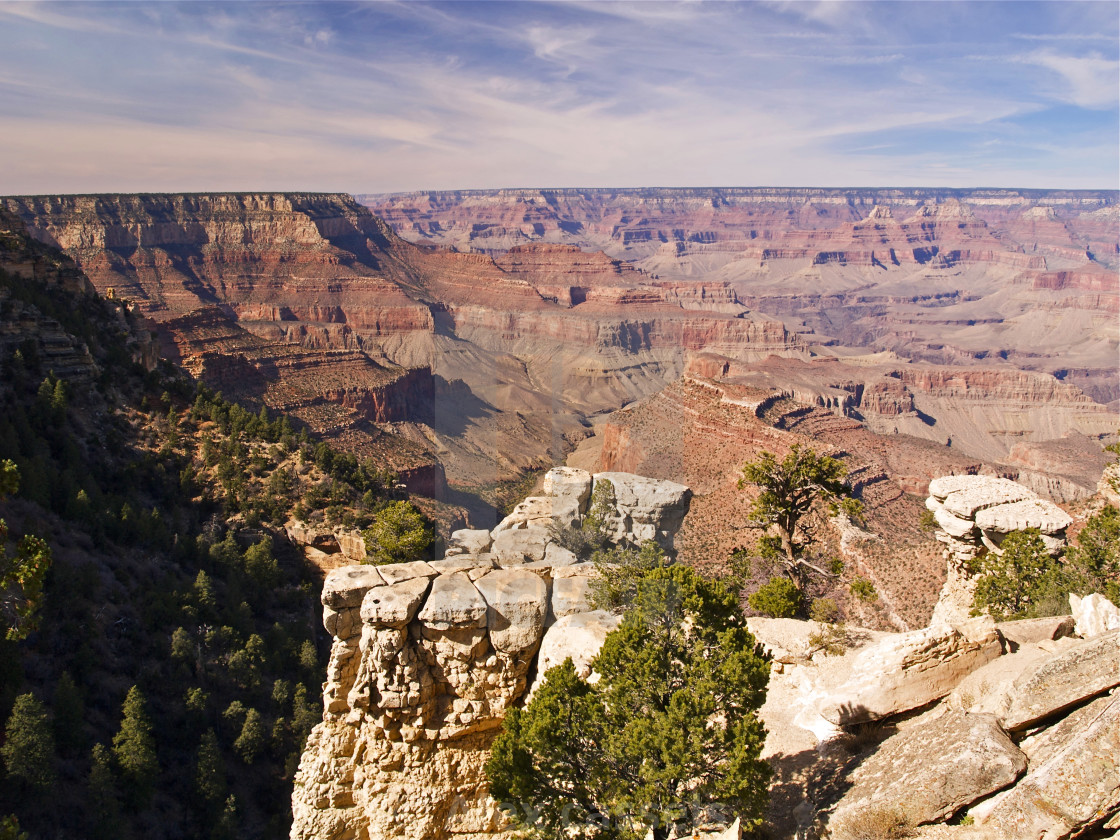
[1,1,1117,193]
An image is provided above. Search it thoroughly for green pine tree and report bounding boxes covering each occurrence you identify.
[1,693,56,791]
[233,709,266,764]
[194,729,226,811]
[111,686,158,804]
[86,743,121,840]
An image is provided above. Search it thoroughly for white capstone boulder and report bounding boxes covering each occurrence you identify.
[474,568,548,654]
[541,466,593,508]
[528,610,621,698]
[417,573,487,629]
[490,527,550,564]
[1071,592,1120,638]
[322,566,385,608]
[360,577,430,628]
[446,528,493,556]
[591,471,692,550]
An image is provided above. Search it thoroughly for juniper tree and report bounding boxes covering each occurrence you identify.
[971,529,1063,620]
[488,566,771,840]
[738,445,862,592]
[1065,505,1120,605]
[362,501,433,565]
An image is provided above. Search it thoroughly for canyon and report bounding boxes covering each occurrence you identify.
[3,191,1115,530]
[2,188,1116,840]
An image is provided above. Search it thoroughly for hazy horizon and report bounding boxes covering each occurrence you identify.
[2,1,1117,194]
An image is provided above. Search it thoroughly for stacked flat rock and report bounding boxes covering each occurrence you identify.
[292,467,692,840]
[926,475,1072,627]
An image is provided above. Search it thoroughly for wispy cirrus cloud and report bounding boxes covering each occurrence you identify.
[0,0,1115,193]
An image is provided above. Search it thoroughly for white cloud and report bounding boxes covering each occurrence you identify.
[1025,50,1119,109]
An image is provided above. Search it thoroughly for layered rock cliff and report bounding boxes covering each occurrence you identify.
[2,194,812,495]
[362,188,1120,406]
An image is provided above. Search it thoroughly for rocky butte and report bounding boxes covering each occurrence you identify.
[290,467,691,839]
[292,468,1120,840]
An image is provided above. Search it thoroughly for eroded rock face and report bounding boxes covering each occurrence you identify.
[292,468,689,840]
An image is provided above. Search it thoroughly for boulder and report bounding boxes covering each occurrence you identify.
[541,466,593,509]
[981,694,1120,840]
[322,566,385,608]
[1071,592,1120,639]
[492,495,582,533]
[489,527,550,564]
[946,641,1057,714]
[1018,693,1115,768]
[826,712,1026,832]
[995,614,1075,649]
[528,610,621,698]
[360,577,430,628]
[543,542,579,568]
[427,556,496,576]
[974,497,1072,536]
[446,528,492,556]
[932,503,978,539]
[929,474,989,501]
[939,477,1036,519]
[416,573,487,629]
[474,569,548,654]
[968,630,1120,730]
[591,471,692,550]
[336,530,368,562]
[820,616,1001,726]
[550,575,594,621]
[377,560,438,585]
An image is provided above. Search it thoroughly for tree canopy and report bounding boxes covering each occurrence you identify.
[738,445,862,591]
[487,566,771,840]
[970,529,1064,620]
[1065,505,1120,605]
[0,460,52,640]
[362,500,434,565]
